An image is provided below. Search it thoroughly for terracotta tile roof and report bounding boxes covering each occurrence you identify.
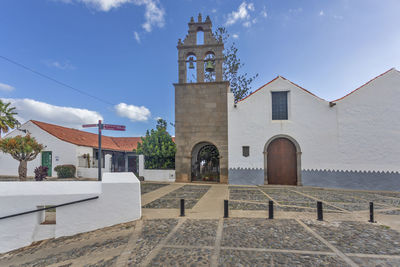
[31,120,143,152]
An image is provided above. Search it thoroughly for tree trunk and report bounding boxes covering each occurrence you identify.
[18,160,27,181]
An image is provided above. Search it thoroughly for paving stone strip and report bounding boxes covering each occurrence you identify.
[295,219,359,267]
[114,220,142,267]
[210,218,224,267]
[139,218,186,267]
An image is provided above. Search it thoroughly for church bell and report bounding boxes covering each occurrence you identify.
[188,57,195,69]
[205,60,215,72]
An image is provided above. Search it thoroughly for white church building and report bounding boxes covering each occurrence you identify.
[228,68,400,191]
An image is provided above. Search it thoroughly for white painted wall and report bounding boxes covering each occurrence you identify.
[228,69,400,173]
[77,154,112,178]
[0,121,77,177]
[0,172,141,253]
[138,155,175,182]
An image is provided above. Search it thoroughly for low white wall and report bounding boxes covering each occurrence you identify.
[77,154,112,178]
[138,155,175,182]
[0,172,141,253]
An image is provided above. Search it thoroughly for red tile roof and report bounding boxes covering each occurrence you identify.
[31,120,143,152]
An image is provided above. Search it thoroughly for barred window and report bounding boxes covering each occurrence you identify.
[242,146,250,157]
[272,91,288,120]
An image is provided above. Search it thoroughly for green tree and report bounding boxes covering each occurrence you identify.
[0,100,20,138]
[0,135,44,181]
[205,27,258,102]
[134,119,176,169]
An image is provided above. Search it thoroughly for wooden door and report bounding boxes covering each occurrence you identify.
[41,151,52,177]
[267,138,297,185]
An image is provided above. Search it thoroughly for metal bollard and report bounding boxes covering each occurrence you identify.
[180,198,185,217]
[317,201,323,221]
[224,200,229,218]
[369,202,375,223]
[268,200,274,219]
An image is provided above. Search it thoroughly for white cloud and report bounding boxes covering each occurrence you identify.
[57,0,165,32]
[261,6,267,18]
[211,8,217,13]
[115,102,151,122]
[232,33,239,39]
[243,21,251,28]
[225,2,255,27]
[44,60,75,70]
[319,10,324,16]
[134,31,141,43]
[1,98,103,128]
[134,0,165,32]
[333,15,344,20]
[0,83,15,92]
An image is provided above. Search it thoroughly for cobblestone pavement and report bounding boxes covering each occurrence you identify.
[140,183,169,195]
[1,184,400,266]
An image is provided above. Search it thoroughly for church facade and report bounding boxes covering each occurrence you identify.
[175,15,400,191]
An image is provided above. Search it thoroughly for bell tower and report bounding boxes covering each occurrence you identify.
[174,14,230,183]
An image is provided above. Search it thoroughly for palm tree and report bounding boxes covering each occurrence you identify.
[0,100,20,138]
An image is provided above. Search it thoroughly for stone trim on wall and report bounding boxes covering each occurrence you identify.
[302,169,400,192]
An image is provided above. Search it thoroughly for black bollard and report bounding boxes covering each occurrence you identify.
[224,200,229,218]
[268,200,274,219]
[180,198,185,217]
[369,202,375,223]
[317,201,323,221]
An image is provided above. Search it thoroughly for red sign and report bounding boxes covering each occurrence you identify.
[103,124,126,131]
[82,124,98,128]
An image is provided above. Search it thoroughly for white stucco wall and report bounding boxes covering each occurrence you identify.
[228,69,400,185]
[0,172,141,253]
[138,155,175,182]
[0,121,77,177]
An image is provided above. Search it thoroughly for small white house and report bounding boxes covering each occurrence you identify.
[0,120,142,179]
[228,68,400,191]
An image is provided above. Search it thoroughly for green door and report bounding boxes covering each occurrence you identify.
[41,151,52,176]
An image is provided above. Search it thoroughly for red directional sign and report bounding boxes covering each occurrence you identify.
[82,124,98,128]
[103,124,126,131]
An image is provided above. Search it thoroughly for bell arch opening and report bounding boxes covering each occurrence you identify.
[204,52,216,82]
[191,142,220,182]
[186,53,197,83]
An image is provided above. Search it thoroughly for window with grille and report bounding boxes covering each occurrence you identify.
[271,91,288,120]
[242,146,250,157]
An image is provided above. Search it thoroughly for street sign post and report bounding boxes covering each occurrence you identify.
[82,120,126,181]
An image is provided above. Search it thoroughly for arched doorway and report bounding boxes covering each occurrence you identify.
[264,136,301,185]
[191,142,220,182]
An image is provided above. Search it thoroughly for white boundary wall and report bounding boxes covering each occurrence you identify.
[138,155,175,182]
[0,172,141,253]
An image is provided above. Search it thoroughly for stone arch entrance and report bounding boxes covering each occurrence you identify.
[264,135,302,185]
[191,142,220,182]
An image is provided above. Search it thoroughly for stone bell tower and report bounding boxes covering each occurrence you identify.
[174,14,230,183]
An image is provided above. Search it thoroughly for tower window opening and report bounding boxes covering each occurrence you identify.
[197,29,204,45]
[204,52,216,82]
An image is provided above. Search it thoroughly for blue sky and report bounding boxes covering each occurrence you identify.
[1,0,399,137]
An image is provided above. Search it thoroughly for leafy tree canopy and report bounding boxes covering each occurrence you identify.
[0,100,20,138]
[0,134,44,180]
[213,27,258,102]
[134,119,176,169]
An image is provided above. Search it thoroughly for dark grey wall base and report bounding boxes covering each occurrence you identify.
[229,168,264,185]
[302,170,400,192]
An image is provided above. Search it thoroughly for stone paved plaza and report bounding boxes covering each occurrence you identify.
[1,182,400,266]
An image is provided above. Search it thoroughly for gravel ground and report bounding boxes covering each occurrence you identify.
[219,250,348,267]
[221,218,330,251]
[149,247,212,266]
[350,256,400,266]
[143,185,210,209]
[303,220,400,255]
[127,219,178,266]
[167,219,218,246]
[141,183,169,194]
